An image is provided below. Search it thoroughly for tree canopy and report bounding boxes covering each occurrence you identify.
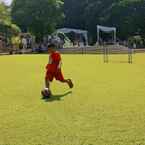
[11,0,64,42]
[64,0,145,42]
[1,0,145,44]
[0,3,20,37]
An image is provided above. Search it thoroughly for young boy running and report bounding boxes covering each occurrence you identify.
[42,44,73,98]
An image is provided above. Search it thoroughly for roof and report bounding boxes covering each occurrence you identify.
[57,28,88,34]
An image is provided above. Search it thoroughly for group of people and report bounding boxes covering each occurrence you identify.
[32,35,65,53]
[0,35,7,50]
[0,32,88,54]
[20,36,32,50]
[0,37,3,50]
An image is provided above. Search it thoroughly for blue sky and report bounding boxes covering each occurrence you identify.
[0,0,12,5]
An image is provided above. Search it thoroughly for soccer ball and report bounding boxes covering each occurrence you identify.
[41,88,52,98]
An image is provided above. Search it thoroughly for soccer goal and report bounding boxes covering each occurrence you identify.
[96,25,133,63]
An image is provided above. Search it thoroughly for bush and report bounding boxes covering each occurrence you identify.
[128,35,144,48]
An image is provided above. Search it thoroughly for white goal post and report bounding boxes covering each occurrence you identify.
[97,25,117,44]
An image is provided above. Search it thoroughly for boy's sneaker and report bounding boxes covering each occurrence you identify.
[41,88,52,99]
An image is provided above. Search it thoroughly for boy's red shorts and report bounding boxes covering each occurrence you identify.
[45,70,64,82]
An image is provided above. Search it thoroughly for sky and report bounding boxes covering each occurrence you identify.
[0,0,12,5]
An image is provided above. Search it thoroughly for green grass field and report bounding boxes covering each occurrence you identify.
[0,54,145,145]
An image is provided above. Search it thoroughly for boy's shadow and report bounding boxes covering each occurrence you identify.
[42,91,72,102]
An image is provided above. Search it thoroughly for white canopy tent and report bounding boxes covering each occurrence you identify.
[56,28,88,45]
[97,25,117,44]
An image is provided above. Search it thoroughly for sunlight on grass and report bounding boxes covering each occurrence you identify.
[0,54,145,145]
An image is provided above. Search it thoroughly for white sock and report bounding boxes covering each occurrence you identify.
[45,88,49,91]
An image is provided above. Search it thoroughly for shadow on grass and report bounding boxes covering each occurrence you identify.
[41,91,72,102]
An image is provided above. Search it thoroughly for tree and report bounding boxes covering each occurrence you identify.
[11,0,64,42]
[102,0,145,39]
[0,3,20,40]
[0,2,11,22]
[64,0,87,29]
[64,0,145,43]
[64,0,118,42]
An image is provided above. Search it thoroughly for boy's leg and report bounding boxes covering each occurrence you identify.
[42,75,53,97]
[55,71,74,88]
[45,79,50,89]
[62,79,74,88]
[45,71,54,90]
[41,79,52,98]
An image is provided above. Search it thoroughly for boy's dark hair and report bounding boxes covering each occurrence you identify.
[47,44,56,48]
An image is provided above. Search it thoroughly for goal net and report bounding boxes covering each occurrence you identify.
[97,25,133,63]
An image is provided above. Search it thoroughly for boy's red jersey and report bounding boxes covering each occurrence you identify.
[46,51,61,72]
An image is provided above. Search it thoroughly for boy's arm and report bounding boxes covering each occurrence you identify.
[46,64,49,69]
[58,60,62,69]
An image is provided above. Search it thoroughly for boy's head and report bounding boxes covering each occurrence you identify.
[47,44,56,53]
